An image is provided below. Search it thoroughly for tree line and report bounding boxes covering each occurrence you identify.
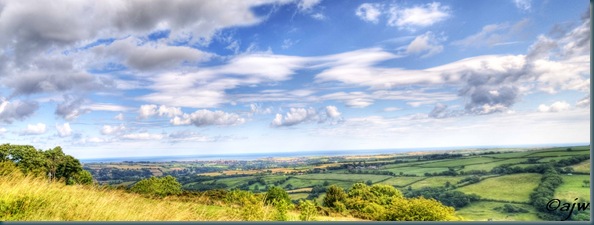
[0,144,92,185]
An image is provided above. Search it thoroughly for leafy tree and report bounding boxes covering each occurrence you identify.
[57,155,82,184]
[72,170,94,185]
[265,186,290,206]
[323,185,347,209]
[366,180,373,186]
[323,180,330,186]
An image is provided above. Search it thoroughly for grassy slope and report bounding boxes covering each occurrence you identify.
[0,173,360,221]
[554,174,591,202]
[456,201,541,221]
[457,173,542,203]
[571,160,591,173]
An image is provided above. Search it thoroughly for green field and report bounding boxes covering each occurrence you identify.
[457,201,541,221]
[208,176,252,188]
[461,158,528,172]
[571,160,591,173]
[294,173,392,183]
[487,151,536,159]
[418,157,500,168]
[288,193,309,200]
[377,177,426,187]
[380,166,449,176]
[528,150,590,157]
[407,176,468,189]
[457,173,542,203]
[555,174,590,202]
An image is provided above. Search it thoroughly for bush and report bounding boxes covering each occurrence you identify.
[130,176,182,197]
[299,200,317,221]
[265,186,290,206]
[323,185,347,209]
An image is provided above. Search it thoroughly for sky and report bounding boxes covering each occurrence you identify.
[0,0,590,159]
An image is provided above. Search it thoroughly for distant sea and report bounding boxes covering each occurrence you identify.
[79,143,588,163]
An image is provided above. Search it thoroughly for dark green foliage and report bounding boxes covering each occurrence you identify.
[494,204,529,213]
[529,167,567,220]
[265,186,290,206]
[130,175,182,197]
[323,185,347,209]
[72,170,94,185]
[404,186,480,209]
[0,144,89,185]
[457,175,481,185]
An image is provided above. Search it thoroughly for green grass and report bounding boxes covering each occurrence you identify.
[407,176,469,189]
[456,201,541,221]
[380,166,449,176]
[283,177,352,190]
[380,160,450,169]
[536,156,578,163]
[377,177,425,187]
[487,151,535,159]
[210,177,253,188]
[457,174,542,203]
[554,174,590,202]
[418,157,500,168]
[294,173,392,183]
[528,151,590,157]
[461,158,528,172]
[571,160,590,173]
[288,193,309,200]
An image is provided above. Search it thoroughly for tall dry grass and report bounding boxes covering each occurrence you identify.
[0,170,363,221]
[0,171,228,221]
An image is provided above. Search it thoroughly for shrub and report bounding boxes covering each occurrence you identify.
[130,176,182,197]
[265,186,290,206]
[299,200,317,221]
[323,185,347,209]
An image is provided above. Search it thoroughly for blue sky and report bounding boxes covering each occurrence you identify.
[0,0,590,159]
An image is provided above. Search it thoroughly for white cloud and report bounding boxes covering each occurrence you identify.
[576,94,590,108]
[249,103,273,115]
[270,106,342,127]
[101,124,126,135]
[325,105,341,118]
[56,123,73,137]
[168,130,212,142]
[139,53,309,108]
[452,19,530,48]
[121,132,164,140]
[82,137,108,144]
[270,107,318,127]
[311,13,326,20]
[356,3,382,24]
[84,103,133,112]
[406,31,444,58]
[387,2,451,30]
[0,127,7,134]
[383,107,401,112]
[21,123,47,135]
[538,101,571,113]
[115,113,125,121]
[281,39,299,49]
[297,0,322,12]
[171,109,245,127]
[513,0,532,12]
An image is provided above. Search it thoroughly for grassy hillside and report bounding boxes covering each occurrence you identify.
[0,171,361,221]
[457,173,542,203]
